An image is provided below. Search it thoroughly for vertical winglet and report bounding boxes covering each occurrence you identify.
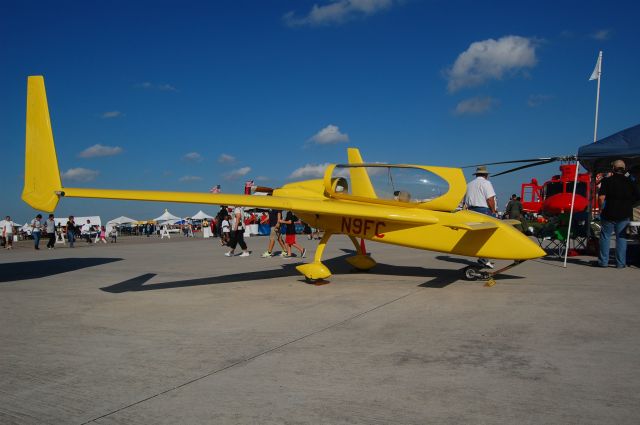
[347,148,377,198]
[22,76,63,212]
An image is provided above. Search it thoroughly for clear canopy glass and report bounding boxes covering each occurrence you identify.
[331,165,449,204]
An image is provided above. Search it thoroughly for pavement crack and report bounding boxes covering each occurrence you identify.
[82,289,418,424]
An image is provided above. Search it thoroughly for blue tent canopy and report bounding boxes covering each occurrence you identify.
[577,124,640,173]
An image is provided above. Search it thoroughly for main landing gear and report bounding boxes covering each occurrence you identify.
[462,260,525,287]
[296,234,376,283]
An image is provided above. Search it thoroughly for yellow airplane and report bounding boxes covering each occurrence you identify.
[22,76,545,284]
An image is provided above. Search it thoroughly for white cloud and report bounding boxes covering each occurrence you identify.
[527,94,554,107]
[224,166,251,180]
[454,97,497,115]
[135,82,178,92]
[284,0,395,27]
[101,111,122,119]
[183,152,203,162]
[447,35,538,92]
[179,175,203,182]
[591,29,611,40]
[309,124,350,144]
[289,163,331,179]
[78,144,123,158]
[61,168,99,182]
[218,153,236,163]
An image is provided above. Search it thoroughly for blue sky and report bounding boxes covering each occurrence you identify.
[2,0,639,223]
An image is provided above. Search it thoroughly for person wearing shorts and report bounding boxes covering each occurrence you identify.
[262,209,287,257]
[280,211,305,258]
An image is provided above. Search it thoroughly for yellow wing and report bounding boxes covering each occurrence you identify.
[21,76,438,225]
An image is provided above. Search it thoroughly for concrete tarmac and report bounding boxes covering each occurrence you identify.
[0,234,639,424]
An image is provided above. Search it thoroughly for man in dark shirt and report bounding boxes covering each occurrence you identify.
[597,160,640,268]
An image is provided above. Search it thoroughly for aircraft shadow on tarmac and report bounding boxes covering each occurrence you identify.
[101,252,523,293]
[0,258,123,282]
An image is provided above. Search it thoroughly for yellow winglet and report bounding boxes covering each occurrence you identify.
[22,76,63,212]
[444,222,498,231]
[347,148,377,198]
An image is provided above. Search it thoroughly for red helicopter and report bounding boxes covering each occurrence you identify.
[519,163,599,216]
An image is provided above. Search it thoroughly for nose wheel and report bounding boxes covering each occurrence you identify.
[462,260,525,287]
[463,266,489,281]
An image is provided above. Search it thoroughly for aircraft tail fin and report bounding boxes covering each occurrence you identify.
[22,76,63,212]
[347,148,377,198]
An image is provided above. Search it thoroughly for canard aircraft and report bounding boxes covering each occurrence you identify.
[22,76,545,284]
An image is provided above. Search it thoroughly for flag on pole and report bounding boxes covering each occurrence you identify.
[589,52,602,81]
[244,180,254,195]
[209,184,221,194]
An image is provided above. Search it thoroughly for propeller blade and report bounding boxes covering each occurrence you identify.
[490,159,558,177]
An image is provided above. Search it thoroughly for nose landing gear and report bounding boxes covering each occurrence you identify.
[462,260,525,287]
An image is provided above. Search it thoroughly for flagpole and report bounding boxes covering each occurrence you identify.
[563,159,581,268]
[593,51,603,143]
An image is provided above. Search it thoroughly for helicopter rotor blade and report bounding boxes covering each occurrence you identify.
[462,158,555,168]
[490,159,559,177]
[462,155,576,169]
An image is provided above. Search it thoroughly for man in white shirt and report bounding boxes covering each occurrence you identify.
[464,166,497,216]
[30,214,43,250]
[464,166,497,268]
[81,220,93,243]
[3,216,15,249]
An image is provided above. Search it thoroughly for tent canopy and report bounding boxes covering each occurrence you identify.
[577,123,640,173]
[107,216,137,225]
[192,210,214,220]
[154,209,181,224]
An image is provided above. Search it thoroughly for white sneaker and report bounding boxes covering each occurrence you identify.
[225,251,234,257]
[261,251,272,258]
[477,258,494,269]
[239,251,250,257]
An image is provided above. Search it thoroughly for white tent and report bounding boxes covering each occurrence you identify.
[106,216,138,236]
[154,209,181,224]
[107,216,137,225]
[192,210,214,220]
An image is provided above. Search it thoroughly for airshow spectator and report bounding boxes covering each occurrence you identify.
[81,220,93,243]
[262,209,287,258]
[3,216,15,250]
[280,211,306,258]
[45,213,56,249]
[464,166,497,268]
[596,160,640,268]
[31,213,43,250]
[225,206,250,257]
[96,226,107,244]
[221,215,231,246]
[66,216,76,248]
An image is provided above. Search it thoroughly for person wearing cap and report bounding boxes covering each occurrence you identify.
[465,166,497,216]
[596,159,640,268]
[464,165,498,268]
